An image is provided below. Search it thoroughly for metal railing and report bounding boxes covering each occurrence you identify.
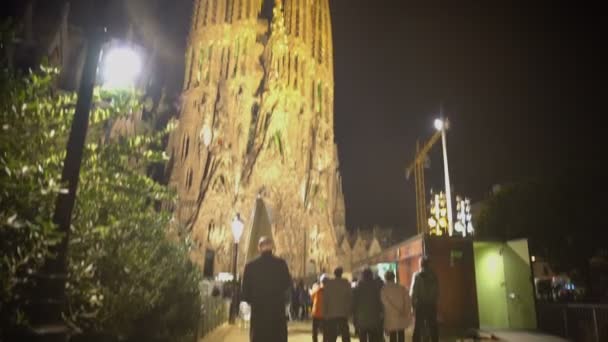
[537,303,608,342]
[197,296,230,340]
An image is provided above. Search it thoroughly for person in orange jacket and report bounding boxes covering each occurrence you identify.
[311,274,329,342]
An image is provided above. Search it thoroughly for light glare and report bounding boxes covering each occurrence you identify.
[102,47,142,89]
[434,118,444,131]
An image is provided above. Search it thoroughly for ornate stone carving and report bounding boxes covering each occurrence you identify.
[168,0,346,278]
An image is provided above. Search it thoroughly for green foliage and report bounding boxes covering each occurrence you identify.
[0,65,201,340]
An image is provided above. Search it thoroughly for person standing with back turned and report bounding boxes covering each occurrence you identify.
[353,268,383,342]
[241,236,292,342]
[380,270,410,342]
[410,256,439,342]
[323,266,352,342]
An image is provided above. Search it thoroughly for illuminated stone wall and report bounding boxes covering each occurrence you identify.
[167,0,345,277]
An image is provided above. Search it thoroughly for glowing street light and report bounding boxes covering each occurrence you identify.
[231,213,245,244]
[434,118,445,131]
[100,45,142,89]
[435,116,454,236]
[229,213,245,324]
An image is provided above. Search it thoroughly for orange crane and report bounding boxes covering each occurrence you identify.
[405,131,441,234]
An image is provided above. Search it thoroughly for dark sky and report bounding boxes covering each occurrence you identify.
[331,1,605,236]
[3,1,605,237]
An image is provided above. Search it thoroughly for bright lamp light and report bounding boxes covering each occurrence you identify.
[434,118,444,131]
[102,46,142,89]
[231,214,244,243]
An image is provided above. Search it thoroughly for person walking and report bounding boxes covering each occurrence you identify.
[311,274,329,342]
[294,280,306,320]
[353,268,383,342]
[298,281,310,320]
[410,257,439,342]
[380,271,410,342]
[241,236,292,342]
[323,267,352,342]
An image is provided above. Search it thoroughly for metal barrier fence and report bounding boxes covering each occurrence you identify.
[197,296,230,340]
[537,303,608,342]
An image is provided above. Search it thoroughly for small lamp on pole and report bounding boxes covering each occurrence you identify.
[229,213,244,324]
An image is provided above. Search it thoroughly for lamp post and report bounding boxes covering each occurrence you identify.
[434,117,454,236]
[35,37,142,340]
[229,213,244,324]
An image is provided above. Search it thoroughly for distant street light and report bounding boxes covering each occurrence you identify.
[434,118,444,131]
[229,213,245,324]
[231,213,245,244]
[435,116,454,236]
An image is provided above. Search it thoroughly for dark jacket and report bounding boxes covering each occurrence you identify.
[410,267,438,309]
[241,251,292,342]
[323,277,353,319]
[353,278,383,330]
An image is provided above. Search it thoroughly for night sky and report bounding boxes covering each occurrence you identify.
[3,1,605,237]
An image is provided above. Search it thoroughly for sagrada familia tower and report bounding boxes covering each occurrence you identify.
[167,0,346,277]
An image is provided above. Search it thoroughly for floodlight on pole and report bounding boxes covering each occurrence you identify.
[435,116,454,236]
[101,46,142,89]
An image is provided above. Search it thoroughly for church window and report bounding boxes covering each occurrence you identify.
[207,221,215,242]
[225,48,231,78]
[186,168,194,189]
[185,48,194,88]
[206,44,213,82]
[225,0,232,22]
[311,82,315,110]
[284,0,291,32]
[295,1,300,36]
[318,3,323,63]
[197,45,205,85]
[234,38,240,77]
[325,87,330,118]
[220,47,226,78]
[302,0,307,42]
[182,134,190,160]
[212,0,218,24]
[294,56,299,88]
[317,81,322,113]
[203,0,209,25]
[194,0,201,29]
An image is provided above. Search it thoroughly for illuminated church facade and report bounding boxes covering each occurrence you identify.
[167,0,346,277]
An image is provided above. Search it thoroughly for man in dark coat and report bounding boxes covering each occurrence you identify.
[323,266,352,342]
[353,268,383,342]
[410,256,439,342]
[241,236,292,342]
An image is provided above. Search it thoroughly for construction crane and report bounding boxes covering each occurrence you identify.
[405,131,441,234]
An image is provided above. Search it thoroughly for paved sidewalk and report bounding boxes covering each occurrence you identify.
[201,321,315,342]
[200,321,568,342]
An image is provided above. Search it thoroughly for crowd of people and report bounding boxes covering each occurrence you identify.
[241,236,439,342]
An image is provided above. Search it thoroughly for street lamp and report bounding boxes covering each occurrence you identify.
[100,45,143,89]
[435,117,454,236]
[229,213,244,324]
[37,36,144,340]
